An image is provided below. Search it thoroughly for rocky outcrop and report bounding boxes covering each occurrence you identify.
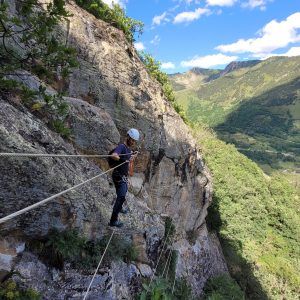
[64,1,212,233]
[12,252,140,299]
[0,1,228,298]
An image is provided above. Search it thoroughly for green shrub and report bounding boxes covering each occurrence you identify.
[139,52,188,123]
[0,0,77,137]
[0,280,41,300]
[139,277,192,300]
[164,217,176,243]
[0,0,77,79]
[75,0,143,42]
[28,229,138,271]
[203,274,245,300]
[139,277,172,300]
[173,278,192,300]
[51,119,71,138]
[156,218,177,278]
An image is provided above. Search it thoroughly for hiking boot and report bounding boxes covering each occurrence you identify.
[120,208,128,214]
[109,221,124,228]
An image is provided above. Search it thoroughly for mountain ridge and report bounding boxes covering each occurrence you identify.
[169,56,300,174]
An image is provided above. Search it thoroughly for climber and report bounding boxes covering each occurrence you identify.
[109,128,140,228]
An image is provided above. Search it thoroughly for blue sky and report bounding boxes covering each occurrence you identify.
[104,0,300,73]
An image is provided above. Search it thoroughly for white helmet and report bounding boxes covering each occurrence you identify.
[127,128,140,141]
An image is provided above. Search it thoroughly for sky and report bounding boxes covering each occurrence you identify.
[103,0,300,73]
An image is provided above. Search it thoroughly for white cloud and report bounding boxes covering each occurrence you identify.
[176,0,199,4]
[255,46,300,59]
[181,53,238,68]
[206,0,237,7]
[242,0,272,10]
[216,12,300,55]
[134,42,145,51]
[152,12,168,26]
[173,8,210,24]
[150,35,161,45]
[102,0,127,8]
[161,62,176,69]
[284,46,300,56]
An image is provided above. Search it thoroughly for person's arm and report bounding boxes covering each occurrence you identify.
[111,152,120,161]
[112,144,128,162]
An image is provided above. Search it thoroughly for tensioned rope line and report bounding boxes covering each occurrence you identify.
[0,152,137,158]
[148,227,172,287]
[83,229,115,300]
[0,161,128,224]
[162,235,176,278]
[171,272,176,295]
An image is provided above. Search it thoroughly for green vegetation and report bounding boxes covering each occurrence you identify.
[0,0,78,137]
[193,125,300,299]
[170,57,300,175]
[139,218,191,300]
[0,280,40,300]
[167,55,300,300]
[139,277,191,300]
[28,229,138,271]
[139,52,188,123]
[0,0,77,81]
[203,274,245,300]
[74,0,143,42]
[156,217,177,280]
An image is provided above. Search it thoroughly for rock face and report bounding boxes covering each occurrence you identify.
[0,1,228,298]
[65,2,212,234]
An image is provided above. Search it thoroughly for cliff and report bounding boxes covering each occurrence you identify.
[0,1,228,298]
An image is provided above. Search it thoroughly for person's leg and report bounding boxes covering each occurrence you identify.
[110,180,127,225]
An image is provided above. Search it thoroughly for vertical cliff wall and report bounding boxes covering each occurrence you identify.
[0,1,228,298]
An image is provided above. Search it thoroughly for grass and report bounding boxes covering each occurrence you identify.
[202,274,245,300]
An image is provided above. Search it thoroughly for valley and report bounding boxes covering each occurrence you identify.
[170,56,300,185]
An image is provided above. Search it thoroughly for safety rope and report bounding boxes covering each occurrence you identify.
[83,230,115,300]
[172,273,176,295]
[165,252,172,279]
[148,227,172,287]
[0,152,135,158]
[162,244,173,278]
[0,161,127,224]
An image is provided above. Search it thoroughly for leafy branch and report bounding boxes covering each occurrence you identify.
[0,0,78,137]
[139,52,188,124]
[75,0,143,42]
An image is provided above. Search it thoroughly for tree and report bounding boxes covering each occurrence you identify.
[0,0,77,137]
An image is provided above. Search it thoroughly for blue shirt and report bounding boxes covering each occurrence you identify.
[113,143,132,176]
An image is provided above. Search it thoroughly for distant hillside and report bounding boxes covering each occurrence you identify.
[169,67,220,91]
[208,60,261,81]
[193,126,300,300]
[169,56,300,174]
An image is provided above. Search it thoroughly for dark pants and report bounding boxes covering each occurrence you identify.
[110,174,128,224]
